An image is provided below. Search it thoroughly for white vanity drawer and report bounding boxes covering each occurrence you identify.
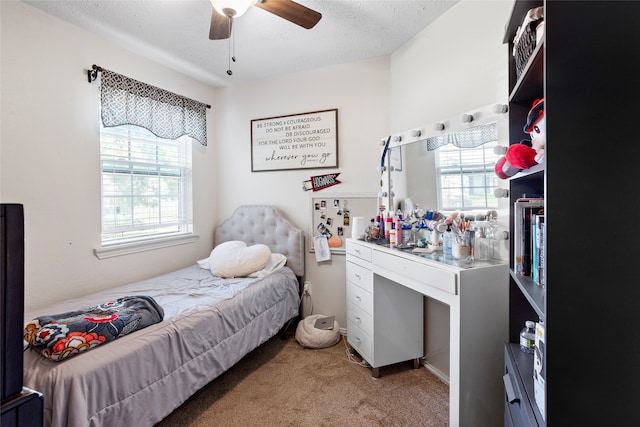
[346,281,373,315]
[347,300,373,337]
[373,251,457,295]
[346,261,373,293]
[347,323,372,362]
[346,240,372,262]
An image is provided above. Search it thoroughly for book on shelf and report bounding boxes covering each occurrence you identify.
[532,214,545,286]
[513,198,544,277]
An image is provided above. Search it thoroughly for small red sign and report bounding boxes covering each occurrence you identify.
[303,173,342,192]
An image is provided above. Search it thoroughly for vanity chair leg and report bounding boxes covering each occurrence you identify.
[371,367,381,378]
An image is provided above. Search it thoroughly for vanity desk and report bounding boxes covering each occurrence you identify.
[346,238,508,427]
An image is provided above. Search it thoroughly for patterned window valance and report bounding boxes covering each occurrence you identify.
[99,68,209,146]
[426,122,497,151]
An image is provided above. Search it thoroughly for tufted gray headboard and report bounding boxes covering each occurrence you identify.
[214,205,305,278]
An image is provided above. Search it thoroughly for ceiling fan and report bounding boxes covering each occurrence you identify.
[209,0,322,40]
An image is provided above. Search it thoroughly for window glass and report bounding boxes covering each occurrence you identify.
[100,124,192,244]
[435,141,501,211]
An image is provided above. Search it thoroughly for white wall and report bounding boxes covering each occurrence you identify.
[391,0,511,129]
[1,1,218,311]
[214,58,390,326]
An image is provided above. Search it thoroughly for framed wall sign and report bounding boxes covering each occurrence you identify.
[251,109,338,172]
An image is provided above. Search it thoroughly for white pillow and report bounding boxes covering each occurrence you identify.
[205,241,272,278]
[248,253,288,278]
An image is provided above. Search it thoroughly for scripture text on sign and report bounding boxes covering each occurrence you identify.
[251,109,338,172]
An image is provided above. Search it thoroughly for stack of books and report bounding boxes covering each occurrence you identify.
[513,198,544,286]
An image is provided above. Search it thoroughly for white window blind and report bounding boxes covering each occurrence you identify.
[100,124,193,245]
[435,140,501,211]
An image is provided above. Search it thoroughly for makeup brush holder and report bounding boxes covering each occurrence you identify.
[452,232,471,259]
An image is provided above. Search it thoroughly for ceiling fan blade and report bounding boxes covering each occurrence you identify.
[209,8,233,40]
[255,0,322,29]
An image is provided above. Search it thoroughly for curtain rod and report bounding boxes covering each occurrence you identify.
[87,64,212,109]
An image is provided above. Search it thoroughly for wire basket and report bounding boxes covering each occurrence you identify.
[514,20,541,79]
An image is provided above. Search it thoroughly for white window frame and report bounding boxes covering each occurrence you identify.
[94,124,197,259]
[435,140,501,212]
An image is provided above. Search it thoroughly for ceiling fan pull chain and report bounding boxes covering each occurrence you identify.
[232,26,236,63]
[226,21,233,75]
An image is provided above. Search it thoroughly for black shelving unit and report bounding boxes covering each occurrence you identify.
[504,1,640,425]
[1,205,43,427]
[503,1,545,425]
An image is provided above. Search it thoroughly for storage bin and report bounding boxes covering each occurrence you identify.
[514,19,541,79]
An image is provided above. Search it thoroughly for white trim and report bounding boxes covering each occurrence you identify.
[94,233,199,259]
[421,359,450,386]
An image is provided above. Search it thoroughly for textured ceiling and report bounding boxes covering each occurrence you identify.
[23,0,459,87]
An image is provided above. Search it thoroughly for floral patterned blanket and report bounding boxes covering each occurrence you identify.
[24,295,164,362]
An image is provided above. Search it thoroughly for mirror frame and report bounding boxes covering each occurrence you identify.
[383,103,509,212]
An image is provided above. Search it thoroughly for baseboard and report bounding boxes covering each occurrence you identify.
[421,359,450,386]
[342,329,447,384]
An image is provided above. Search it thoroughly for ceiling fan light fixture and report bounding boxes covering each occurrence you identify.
[210,0,257,18]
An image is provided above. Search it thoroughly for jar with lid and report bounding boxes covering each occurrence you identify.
[401,224,412,245]
[519,320,536,354]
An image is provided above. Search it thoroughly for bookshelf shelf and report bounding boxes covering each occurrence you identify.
[508,163,544,180]
[510,270,545,320]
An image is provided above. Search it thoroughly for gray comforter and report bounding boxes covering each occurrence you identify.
[23,264,300,427]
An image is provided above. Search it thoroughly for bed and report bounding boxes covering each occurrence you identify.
[22,205,304,427]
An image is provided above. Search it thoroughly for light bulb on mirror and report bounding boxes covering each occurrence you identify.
[494,188,509,198]
[494,145,508,155]
[493,104,509,114]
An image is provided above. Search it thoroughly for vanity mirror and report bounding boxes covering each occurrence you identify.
[383,103,509,217]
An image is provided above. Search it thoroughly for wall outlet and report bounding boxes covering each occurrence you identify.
[303,280,311,295]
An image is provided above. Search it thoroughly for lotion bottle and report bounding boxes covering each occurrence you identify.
[442,224,453,255]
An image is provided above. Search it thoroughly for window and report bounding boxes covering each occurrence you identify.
[100,124,193,245]
[435,140,501,211]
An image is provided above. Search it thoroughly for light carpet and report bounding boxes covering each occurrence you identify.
[155,332,449,426]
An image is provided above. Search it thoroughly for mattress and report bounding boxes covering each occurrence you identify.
[23,264,300,427]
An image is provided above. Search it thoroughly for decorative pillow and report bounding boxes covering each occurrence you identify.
[248,253,288,278]
[207,241,272,278]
